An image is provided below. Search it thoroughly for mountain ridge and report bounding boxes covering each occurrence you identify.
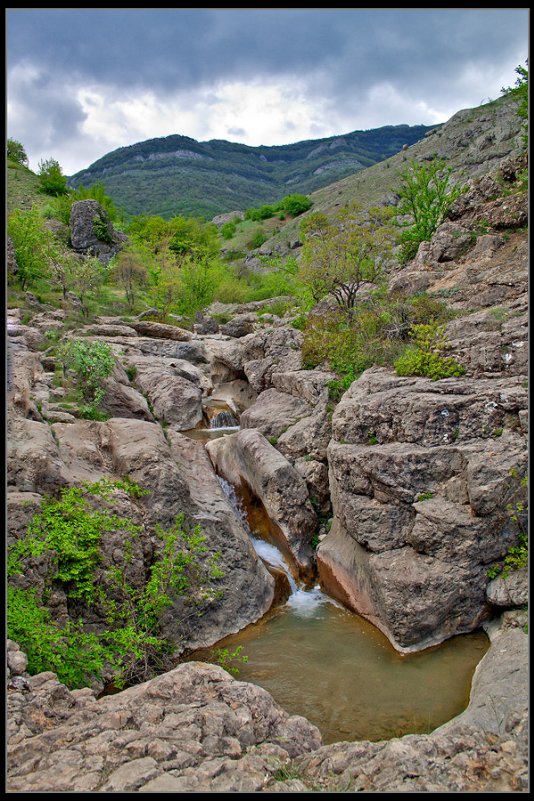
[69,123,436,219]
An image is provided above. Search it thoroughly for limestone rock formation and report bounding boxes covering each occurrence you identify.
[318,368,527,651]
[206,429,316,578]
[69,200,127,263]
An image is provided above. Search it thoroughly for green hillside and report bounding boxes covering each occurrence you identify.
[260,94,524,255]
[68,124,434,220]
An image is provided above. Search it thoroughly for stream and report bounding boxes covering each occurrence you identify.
[187,404,490,745]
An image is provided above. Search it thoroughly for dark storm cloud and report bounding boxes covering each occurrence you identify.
[6,8,529,173]
[7,8,528,97]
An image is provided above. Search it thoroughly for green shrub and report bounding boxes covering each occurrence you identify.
[277,193,312,216]
[248,228,269,249]
[394,323,465,380]
[7,138,29,166]
[38,158,69,196]
[8,480,224,688]
[210,645,248,676]
[92,210,113,244]
[220,222,237,240]
[58,339,116,412]
[395,157,465,263]
[487,471,528,580]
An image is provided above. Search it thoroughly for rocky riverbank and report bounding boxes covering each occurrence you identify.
[6,607,528,792]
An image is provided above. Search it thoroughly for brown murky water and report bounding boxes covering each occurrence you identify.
[185,437,490,745]
[202,594,489,744]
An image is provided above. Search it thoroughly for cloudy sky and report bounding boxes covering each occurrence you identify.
[6,8,529,176]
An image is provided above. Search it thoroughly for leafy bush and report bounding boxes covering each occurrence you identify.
[7,207,56,289]
[7,138,28,166]
[58,339,116,412]
[394,323,465,380]
[38,157,69,196]
[278,193,312,216]
[8,480,223,688]
[210,645,249,676]
[395,157,465,262]
[487,471,528,580]
[92,210,113,243]
[220,221,237,240]
[248,228,269,249]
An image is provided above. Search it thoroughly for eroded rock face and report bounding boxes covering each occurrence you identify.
[133,363,203,430]
[6,662,322,793]
[7,416,275,659]
[240,388,312,439]
[6,611,528,793]
[69,200,127,263]
[318,368,528,652]
[241,327,303,392]
[206,429,316,578]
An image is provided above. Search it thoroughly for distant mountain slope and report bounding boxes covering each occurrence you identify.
[69,124,434,219]
[259,93,524,257]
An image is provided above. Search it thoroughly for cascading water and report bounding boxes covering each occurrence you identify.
[217,475,329,614]
[210,410,239,430]
[211,474,489,745]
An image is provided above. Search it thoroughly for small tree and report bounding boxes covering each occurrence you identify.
[299,204,396,310]
[278,193,312,216]
[66,255,107,316]
[395,157,464,262]
[59,339,116,412]
[38,157,69,196]
[111,247,148,308]
[501,61,528,146]
[7,138,28,166]
[7,208,54,289]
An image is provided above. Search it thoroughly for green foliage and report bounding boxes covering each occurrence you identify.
[501,61,528,145]
[48,252,106,307]
[8,480,224,689]
[125,365,138,382]
[487,472,528,580]
[58,338,116,412]
[7,138,29,166]
[38,157,69,196]
[367,432,378,446]
[302,292,455,385]
[245,204,276,221]
[417,491,435,502]
[210,645,249,676]
[220,221,237,240]
[92,210,113,243]
[248,228,269,249]
[394,323,465,380]
[299,204,396,309]
[7,586,105,688]
[7,207,55,289]
[110,247,148,308]
[395,157,465,262]
[327,372,356,401]
[278,193,312,216]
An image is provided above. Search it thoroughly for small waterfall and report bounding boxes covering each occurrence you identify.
[210,410,239,429]
[217,475,327,614]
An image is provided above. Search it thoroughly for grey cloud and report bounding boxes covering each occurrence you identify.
[7,8,528,98]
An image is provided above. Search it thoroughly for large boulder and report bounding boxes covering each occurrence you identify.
[240,388,312,439]
[6,662,321,793]
[206,429,316,579]
[317,367,528,652]
[241,327,303,392]
[69,200,127,263]
[133,363,203,430]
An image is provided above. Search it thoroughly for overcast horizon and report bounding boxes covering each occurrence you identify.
[6,8,529,176]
